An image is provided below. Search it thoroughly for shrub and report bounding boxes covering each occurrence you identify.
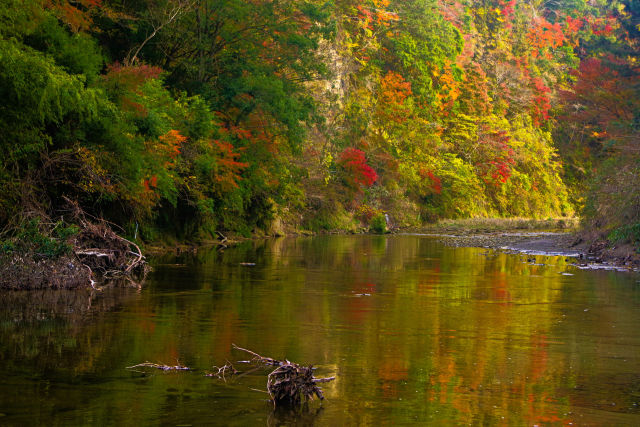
[369,213,387,234]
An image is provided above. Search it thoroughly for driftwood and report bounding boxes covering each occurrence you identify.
[65,197,148,286]
[216,231,228,250]
[232,344,336,407]
[124,345,335,408]
[125,361,190,372]
[205,363,238,381]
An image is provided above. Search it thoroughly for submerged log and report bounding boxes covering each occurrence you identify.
[232,344,336,407]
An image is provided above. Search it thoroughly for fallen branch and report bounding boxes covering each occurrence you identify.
[216,231,228,244]
[75,249,116,258]
[126,361,190,371]
[233,344,281,366]
[65,197,149,284]
[120,235,144,274]
[312,376,336,383]
[205,362,238,381]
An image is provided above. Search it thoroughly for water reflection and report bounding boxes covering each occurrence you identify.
[1,235,640,425]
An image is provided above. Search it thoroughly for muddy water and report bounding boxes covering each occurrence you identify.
[1,235,639,425]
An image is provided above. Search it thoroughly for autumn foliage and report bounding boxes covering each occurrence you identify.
[338,148,378,188]
[44,0,103,32]
[2,0,636,238]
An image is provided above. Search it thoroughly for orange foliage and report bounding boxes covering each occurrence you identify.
[376,71,413,123]
[356,0,399,32]
[143,175,157,191]
[380,71,412,104]
[158,130,186,162]
[212,140,249,192]
[44,0,103,32]
[527,17,565,58]
[434,61,461,112]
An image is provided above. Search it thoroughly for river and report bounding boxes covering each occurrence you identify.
[1,235,639,425]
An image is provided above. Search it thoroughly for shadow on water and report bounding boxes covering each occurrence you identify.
[0,287,139,322]
[267,404,324,427]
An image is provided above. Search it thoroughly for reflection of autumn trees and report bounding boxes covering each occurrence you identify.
[226,236,595,424]
[3,236,640,424]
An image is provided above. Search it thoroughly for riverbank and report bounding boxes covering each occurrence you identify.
[0,213,147,290]
[4,216,637,290]
[429,229,639,270]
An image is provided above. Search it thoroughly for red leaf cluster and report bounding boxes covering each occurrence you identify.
[476,128,516,186]
[419,169,442,194]
[338,148,378,187]
[531,77,551,126]
[44,0,103,32]
[103,63,164,115]
[499,0,516,23]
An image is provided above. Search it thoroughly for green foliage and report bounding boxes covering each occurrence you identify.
[25,16,104,83]
[369,213,387,233]
[608,223,640,250]
[0,0,45,38]
[303,200,357,232]
[0,35,105,222]
[0,39,99,158]
[1,218,79,259]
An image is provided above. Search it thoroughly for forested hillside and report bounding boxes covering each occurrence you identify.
[0,0,638,247]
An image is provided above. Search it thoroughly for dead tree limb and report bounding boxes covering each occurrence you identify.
[232,344,281,366]
[205,363,238,381]
[125,0,196,65]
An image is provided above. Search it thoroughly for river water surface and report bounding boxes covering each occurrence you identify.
[1,235,640,425]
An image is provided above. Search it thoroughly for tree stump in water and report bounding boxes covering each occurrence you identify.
[232,344,335,407]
